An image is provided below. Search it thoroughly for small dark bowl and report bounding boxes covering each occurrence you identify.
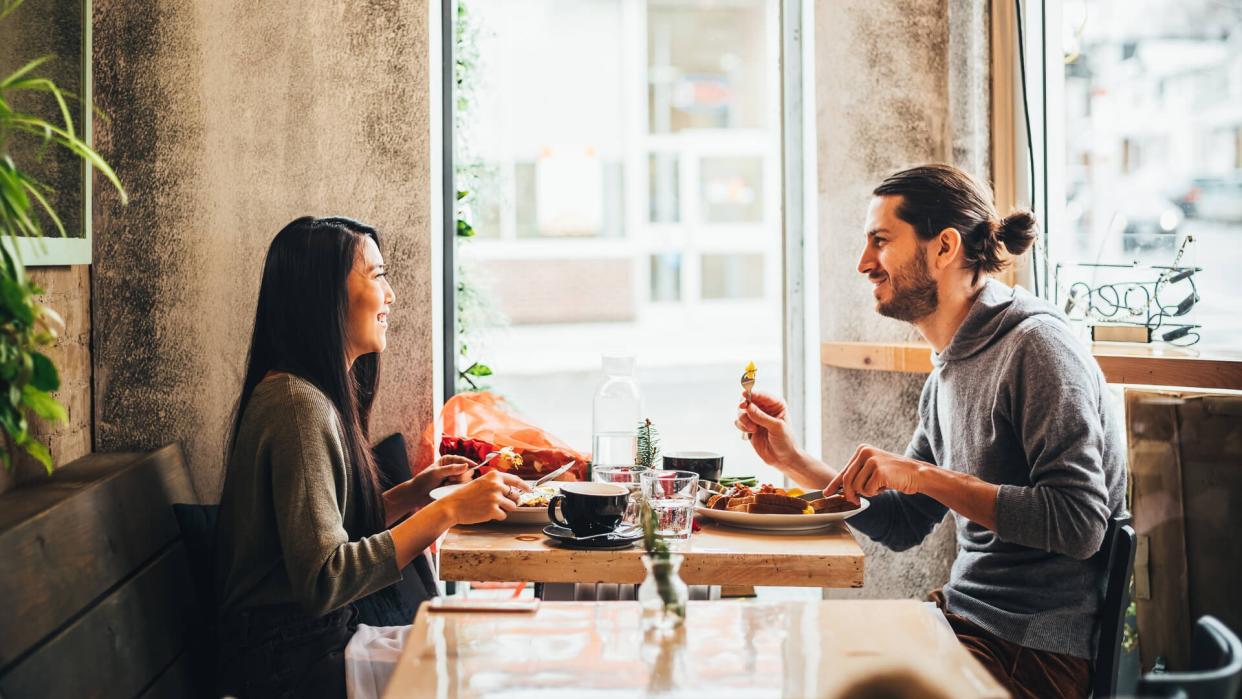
[662,451,723,483]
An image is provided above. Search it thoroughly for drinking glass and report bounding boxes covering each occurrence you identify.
[593,465,648,526]
[639,470,699,550]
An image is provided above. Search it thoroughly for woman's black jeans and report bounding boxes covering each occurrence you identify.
[216,603,357,699]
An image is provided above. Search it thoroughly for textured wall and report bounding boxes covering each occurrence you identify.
[91,0,435,500]
[815,0,991,599]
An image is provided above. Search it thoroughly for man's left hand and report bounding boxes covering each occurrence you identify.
[825,444,926,504]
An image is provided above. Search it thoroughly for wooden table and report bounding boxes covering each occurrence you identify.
[438,520,865,588]
[382,600,1008,698]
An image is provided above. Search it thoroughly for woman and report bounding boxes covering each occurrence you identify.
[213,216,528,698]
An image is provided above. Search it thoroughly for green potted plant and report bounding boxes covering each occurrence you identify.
[1,0,125,471]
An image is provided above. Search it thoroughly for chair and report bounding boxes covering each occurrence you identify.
[1136,616,1242,699]
[353,433,441,626]
[1092,514,1137,698]
[172,502,221,698]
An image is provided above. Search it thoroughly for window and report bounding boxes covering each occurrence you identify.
[1034,0,1242,347]
[449,0,791,486]
[0,0,94,265]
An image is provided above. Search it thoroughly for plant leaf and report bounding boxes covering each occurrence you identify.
[456,219,475,237]
[7,76,75,138]
[0,54,51,89]
[16,169,64,237]
[463,362,492,377]
[9,120,127,204]
[30,352,58,391]
[22,438,53,474]
[0,274,36,325]
[22,385,67,422]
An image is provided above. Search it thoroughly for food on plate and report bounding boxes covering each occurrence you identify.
[438,436,581,481]
[494,446,523,471]
[517,485,556,508]
[704,482,856,516]
[726,493,813,515]
[717,476,757,488]
[808,495,856,514]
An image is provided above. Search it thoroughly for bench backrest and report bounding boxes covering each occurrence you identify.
[0,443,202,698]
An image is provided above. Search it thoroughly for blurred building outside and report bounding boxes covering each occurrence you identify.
[455,0,788,484]
[1054,0,1242,347]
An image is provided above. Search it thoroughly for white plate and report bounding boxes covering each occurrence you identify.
[429,481,562,526]
[694,497,869,532]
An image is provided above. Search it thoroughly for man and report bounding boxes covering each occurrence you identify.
[737,164,1126,698]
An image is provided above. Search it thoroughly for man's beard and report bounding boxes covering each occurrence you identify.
[876,246,938,322]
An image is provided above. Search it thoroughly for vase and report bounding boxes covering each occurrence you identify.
[639,553,688,632]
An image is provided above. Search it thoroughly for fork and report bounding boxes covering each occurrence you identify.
[740,361,756,441]
[476,451,503,469]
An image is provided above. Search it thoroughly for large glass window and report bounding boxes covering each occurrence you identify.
[1044,0,1242,347]
[453,0,785,485]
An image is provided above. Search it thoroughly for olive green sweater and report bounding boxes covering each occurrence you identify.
[214,373,402,616]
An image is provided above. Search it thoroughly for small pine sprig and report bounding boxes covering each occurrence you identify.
[636,418,661,469]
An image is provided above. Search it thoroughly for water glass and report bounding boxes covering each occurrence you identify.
[639,470,699,549]
[593,465,648,525]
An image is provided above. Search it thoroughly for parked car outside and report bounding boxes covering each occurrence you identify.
[1068,184,1184,253]
[1189,173,1242,222]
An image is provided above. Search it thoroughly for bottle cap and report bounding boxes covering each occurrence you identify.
[601,354,635,376]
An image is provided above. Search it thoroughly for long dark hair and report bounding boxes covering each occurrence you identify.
[229,216,385,538]
[873,164,1038,282]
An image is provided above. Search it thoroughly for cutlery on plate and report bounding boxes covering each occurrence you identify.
[558,525,640,541]
[533,460,576,487]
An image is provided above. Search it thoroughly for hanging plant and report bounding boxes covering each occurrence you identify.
[1,0,126,471]
[452,0,506,394]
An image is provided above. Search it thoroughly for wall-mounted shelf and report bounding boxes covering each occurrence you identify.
[821,340,1242,391]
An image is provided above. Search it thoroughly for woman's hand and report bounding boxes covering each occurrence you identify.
[735,390,804,471]
[824,444,925,505]
[405,455,477,509]
[437,470,531,525]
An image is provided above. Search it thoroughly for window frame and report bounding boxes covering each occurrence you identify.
[438,0,817,459]
[2,0,94,267]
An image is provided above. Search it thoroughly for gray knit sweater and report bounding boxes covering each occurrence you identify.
[848,279,1127,659]
[214,373,401,616]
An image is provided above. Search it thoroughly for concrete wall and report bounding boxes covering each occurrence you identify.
[815,0,991,599]
[91,0,436,500]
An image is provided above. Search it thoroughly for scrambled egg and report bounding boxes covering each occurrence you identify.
[518,485,556,508]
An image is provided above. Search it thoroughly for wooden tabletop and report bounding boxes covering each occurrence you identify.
[382,599,1009,698]
[438,521,864,588]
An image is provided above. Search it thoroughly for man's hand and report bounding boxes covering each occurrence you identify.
[735,390,803,469]
[825,444,926,505]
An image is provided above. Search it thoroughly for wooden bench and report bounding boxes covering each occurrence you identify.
[0,443,204,698]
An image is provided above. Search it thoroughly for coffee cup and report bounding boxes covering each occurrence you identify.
[662,451,724,483]
[547,482,630,537]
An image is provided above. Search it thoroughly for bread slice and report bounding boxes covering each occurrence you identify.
[752,492,810,511]
[726,496,755,511]
[708,495,733,510]
[734,502,809,515]
[808,495,856,513]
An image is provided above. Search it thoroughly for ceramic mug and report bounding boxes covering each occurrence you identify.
[547,482,629,537]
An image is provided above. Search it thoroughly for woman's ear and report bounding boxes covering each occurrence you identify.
[935,227,962,270]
